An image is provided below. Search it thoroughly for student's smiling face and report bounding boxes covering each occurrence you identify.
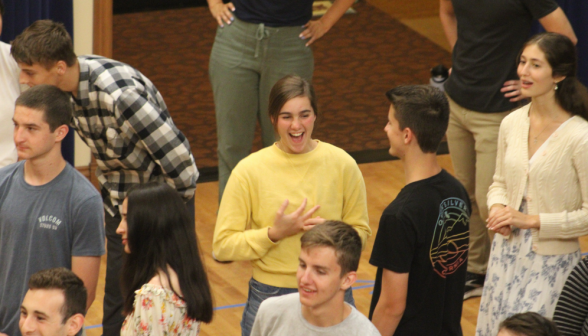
[297,246,353,312]
[274,96,317,154]
[19,289,70,336]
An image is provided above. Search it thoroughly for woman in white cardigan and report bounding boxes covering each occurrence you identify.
[476,32,588,336]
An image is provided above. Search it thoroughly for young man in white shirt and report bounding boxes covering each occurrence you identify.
[251,221,380,336]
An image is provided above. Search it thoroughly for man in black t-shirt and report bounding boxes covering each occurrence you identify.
[369,85,470,336]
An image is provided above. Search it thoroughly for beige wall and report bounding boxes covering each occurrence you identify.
[72,0,93,167]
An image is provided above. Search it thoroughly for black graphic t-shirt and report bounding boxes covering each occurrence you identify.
[369,169,470,336]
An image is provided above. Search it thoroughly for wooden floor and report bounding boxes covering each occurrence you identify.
[82,0,586,335]
[85,156,468,335]
[85,155,588,335]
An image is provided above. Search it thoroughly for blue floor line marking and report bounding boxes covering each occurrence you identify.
[85,324,102,329]
[583,252,588,257]
[84,280,377,330]
[352,284,375,290]
[214,303,246,310]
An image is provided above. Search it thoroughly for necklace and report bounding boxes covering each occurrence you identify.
[533,123,550,144]
[529,104,556,145]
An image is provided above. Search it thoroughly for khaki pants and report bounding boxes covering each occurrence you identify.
[446,96,511,275]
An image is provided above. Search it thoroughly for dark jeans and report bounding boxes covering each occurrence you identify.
[102,211,125,336]
[101,196,195,336]
[240,278,355,336]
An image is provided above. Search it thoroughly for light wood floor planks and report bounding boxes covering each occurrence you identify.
[82,156,470,335]
[83,155,588,335]
[82,0,588,334]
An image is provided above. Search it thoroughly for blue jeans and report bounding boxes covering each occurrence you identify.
[241,278,355,336]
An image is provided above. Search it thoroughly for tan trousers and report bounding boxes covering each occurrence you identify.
[446,96,511,275]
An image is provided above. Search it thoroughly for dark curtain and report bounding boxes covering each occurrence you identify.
[532,0,588,87]
[1,0,75,165]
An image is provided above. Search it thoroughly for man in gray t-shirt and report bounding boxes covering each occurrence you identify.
[251,221,380,336]
[0,85,105,336]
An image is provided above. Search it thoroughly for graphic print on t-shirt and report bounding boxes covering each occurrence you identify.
[38,215,63,230]
[430,197,469,278]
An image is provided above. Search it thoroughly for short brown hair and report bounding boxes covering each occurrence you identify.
[15,84,72,132]
[28,268,87,323]
[386,85,449,153]
[499,312,561,336]
[301,221,361,276]
[268,75,318,128]
[11,20,77,69]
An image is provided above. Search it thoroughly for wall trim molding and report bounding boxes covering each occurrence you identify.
[93,0,113,58]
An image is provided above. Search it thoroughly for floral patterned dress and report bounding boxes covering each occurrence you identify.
[121,284,200,335]
[475,131,581,336]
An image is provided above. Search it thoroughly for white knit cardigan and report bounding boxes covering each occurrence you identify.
[487,104,588,255]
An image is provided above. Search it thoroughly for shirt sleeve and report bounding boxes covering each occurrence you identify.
[539,134,588,239]
[341,161,371,247]
[521,0,559,20]
[553,258,588,335]
[123,291,163,335]
[369,209,416,273]
[115,88,198,200]
[212,169,278,261]
[121,287,199,336]
[72,193,105,256]
[487,118,510,209]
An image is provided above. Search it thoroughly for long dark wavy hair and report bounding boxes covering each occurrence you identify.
[521,32,588,120]
[120,182,213,322]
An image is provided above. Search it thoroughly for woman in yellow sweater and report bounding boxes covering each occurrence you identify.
[212,75,371,336]
[477,33,588,336]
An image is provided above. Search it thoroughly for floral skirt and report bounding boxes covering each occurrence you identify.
[475,228,580,336]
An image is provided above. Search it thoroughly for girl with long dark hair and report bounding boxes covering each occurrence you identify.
[117,182,213,335]
[478,32,588,336]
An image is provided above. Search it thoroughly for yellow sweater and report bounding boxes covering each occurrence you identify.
[213,141,370,288]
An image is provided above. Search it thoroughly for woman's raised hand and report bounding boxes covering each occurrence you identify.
[268,199,321,242]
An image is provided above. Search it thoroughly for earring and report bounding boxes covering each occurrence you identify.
[555,83,559,91]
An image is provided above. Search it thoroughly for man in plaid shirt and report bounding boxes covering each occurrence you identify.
[11,20,198,335]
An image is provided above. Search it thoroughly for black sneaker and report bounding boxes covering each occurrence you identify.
[463,272,485,300]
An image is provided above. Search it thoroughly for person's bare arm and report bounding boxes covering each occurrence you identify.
[439,0,457,50]
[539,7,577,45]
[300,0,355,46]
[72,256,101,310]
[371,269,409,335]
